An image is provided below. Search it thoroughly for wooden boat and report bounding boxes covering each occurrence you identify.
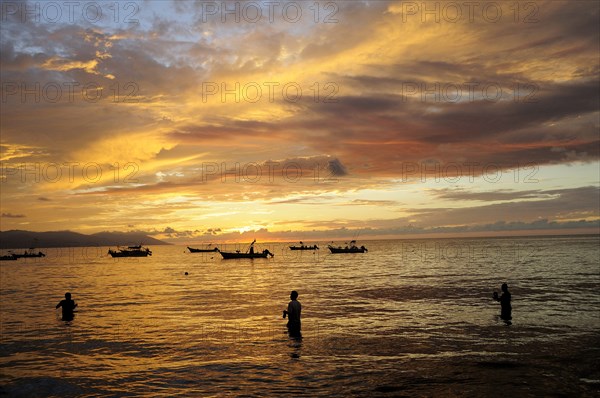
[328,240,368,254]
[13,248,46,258]
[188,246,220,253]
[108,245,152,257]
[219,239,274,260]
[219,250,274,259]
[0,254,18,261]
[219,240,273,259]
[289,242,319,251]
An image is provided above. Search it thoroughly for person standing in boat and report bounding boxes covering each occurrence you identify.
[56,292,78,321]
[283,290,302,338]
[493,283,512,324]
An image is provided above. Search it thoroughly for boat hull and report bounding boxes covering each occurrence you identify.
[0,255,17,261]
[220,252,271,259]
[188,247,219,253]
[289,246,319,251]
[108,250,151,257]
[328,247,367,254]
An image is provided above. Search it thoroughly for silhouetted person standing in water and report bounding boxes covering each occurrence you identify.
[493,283,512,324]
[283,290,302,338]
[56,292,77,321]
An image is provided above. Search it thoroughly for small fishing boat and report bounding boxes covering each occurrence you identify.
[108,245,152,257]
[188,246,220,253]
[13,248,46,258]
[328,240,368,254]
[0,254,18,261]
[219,239,274,259]
[289,242,319,251]
[219,250,274,259]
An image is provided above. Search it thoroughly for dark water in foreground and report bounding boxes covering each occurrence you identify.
[1,236,599,397]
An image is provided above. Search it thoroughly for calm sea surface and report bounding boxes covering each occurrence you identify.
[1,236,599,397]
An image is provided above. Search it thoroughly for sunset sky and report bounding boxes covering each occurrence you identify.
[1,0,598,243]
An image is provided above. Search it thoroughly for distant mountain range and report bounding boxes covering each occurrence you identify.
[0,230,170,249]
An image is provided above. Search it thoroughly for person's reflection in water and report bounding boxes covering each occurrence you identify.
[56,292,77,321]
[493,283,512,325]
[289,339,302,359]
[283,290,302,339]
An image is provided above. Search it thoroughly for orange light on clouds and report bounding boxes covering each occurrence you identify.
[0,1,598,241]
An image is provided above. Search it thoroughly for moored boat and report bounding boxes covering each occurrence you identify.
[219,250,274,259]
[13,248,46,258]
[108,245,152,257]
[188,246,220,253]
[289,242,319,250]
[328,240,368,254]
[219,239,274,259]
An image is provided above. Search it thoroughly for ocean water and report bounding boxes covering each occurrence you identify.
[1,236,599,397]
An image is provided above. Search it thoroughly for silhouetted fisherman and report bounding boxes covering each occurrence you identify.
[56,292,77,321]
[493,283,512,324]
[283,290,302,338]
